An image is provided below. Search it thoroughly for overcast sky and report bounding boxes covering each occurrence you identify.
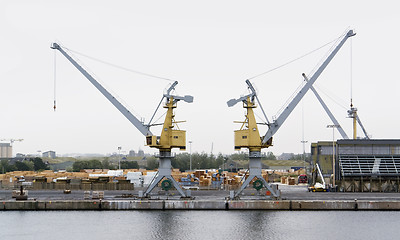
[1,1,400,157]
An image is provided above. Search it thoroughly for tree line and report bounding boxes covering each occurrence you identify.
[159,151,277,172]
[69,152,278,172]
[1,151,282,173]
[72,159,139,172]
[0,158,49,173]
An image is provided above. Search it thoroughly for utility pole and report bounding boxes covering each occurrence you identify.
[118,146,122,170]
[189,141,192,171]
[301,140,308,173]
[327,125,339,187]
[301,100,308,174]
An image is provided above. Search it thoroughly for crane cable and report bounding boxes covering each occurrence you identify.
[60,45,178,126]
[147,96,165,126]
[53,50,57,111]
[350,38,353,107]
[63,46,176,83]
[248,37,339,81]
[52,43,164,121]
[308,36,354,111]
[313,84,349,110]
[259,32,349,120]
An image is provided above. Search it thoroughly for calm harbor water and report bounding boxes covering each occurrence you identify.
[1,210,399,240]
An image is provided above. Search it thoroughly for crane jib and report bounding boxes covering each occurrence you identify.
[261,30,355,144]
[51,43,153,137]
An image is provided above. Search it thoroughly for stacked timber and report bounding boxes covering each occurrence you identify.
[281,177,287,184]
[288,177,296,185]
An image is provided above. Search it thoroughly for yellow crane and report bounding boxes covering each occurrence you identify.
[232,94,272,152]
[228,29,355,199]
[51,43,193,198]
[227,80,279,199]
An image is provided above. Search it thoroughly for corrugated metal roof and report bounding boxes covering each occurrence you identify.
[337,139,400,145]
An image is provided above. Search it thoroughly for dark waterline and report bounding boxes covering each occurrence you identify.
[1,211,399,240]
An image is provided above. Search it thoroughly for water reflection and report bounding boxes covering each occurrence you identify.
[1,211,400,240]
[152,211,179,239]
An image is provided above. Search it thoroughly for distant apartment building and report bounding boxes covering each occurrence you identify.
[137,149,144,157]
[0,143,12,158]
[128,150,136,157]
[42,151,56,159]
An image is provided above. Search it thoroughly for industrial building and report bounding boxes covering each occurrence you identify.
[0,143,12,158]
[42,151,56,159]
[311,139,400,192]
[311,141,335,177]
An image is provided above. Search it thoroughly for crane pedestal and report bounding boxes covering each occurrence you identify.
[144,152,188,198]
[233,151,280,199]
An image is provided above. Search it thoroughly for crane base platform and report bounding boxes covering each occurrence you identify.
[143,157,188,198]
[232,152,281,199]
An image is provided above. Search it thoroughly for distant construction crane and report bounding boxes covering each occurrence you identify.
[0,139,24,146]
[0,139,23,157]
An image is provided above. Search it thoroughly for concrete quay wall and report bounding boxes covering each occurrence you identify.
[3,200,400,210]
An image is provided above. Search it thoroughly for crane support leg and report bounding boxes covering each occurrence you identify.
[234,151,280,199]
[144,154,187,198]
